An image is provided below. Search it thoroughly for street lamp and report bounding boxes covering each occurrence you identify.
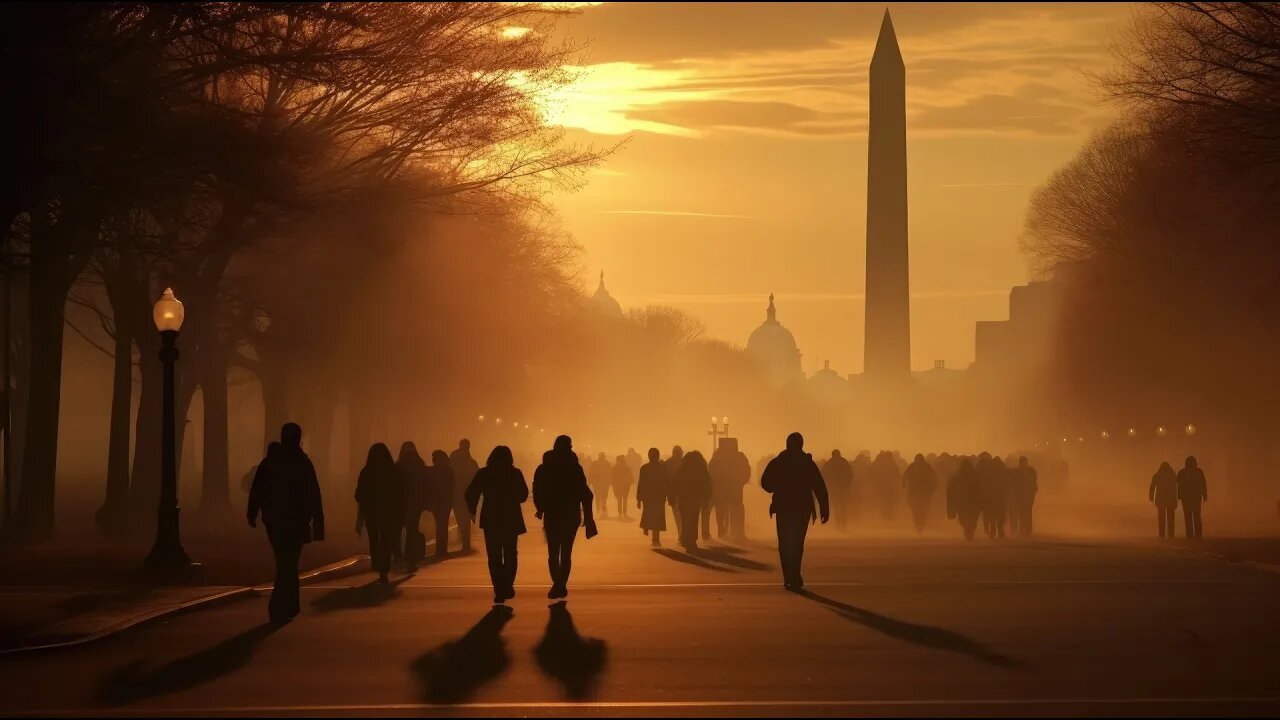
[1185,423,1197,437]
[1100,430,1111,440]
[708,416,730,453]
[1156,426,1168,437]
[1127,427,1138,438]
[478,414,485,423]
[145,289,195,573]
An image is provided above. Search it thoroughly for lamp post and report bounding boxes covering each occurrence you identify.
[708,416,729,454]
[145,288,196,573]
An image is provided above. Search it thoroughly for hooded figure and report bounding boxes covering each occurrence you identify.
[450,439,481,553]
[533,436,597,599]
[947,459,982,540]
[466,445,529,603]
[611,455,635,519]
[248,424,324,623]
[1149,461,1179,538]
[673,450,713,551]
[1177,456,1207,539]
[397,441,431,569]
[1010,456,1038,536]
[636,447,669,546]
[709,438,752,541]
[821,450,853,532]
[430,450,456,558]
[761,433,830,591]
[903,453,938,534]
[870,451,901,521]
[355,442,403,584]
[589,452,614,518]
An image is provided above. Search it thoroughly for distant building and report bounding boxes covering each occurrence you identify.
[747,294,803,387]
[589,270,623,319]
[808,359,848,403]
[972,280,1060,377]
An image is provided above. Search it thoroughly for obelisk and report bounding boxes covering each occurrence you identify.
[863,9,911,381]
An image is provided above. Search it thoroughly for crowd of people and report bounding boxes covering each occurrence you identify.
[244,422,1208,623]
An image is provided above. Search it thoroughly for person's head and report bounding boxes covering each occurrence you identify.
[628,447,637,454]
[914,453,925,463]
[1159,460,1174,473]
[487,445,513,467]
[648,447,660,462]
[786,432,804,452]
[432,449,450,466]
[1019,456,1029,469]
[978,451,991,461]
[366,442,393,468]
[459,438,471,452]
[616,455,625,464]
[671,445,684,459]
[1185,455,1198,469]
[266,441,282,457]
[554,435,573,452]
[598,452,607,462]
[684,450,706,470]
[398,441,419,462]
[281,422,302,449]
[831,449,843,459]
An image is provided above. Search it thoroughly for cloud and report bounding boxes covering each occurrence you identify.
[619,290,1011,305]
[600,209,757,219]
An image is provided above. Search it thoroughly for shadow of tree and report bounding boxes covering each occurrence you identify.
[411,605,514,704]
[798,590,1023,668]
[311,576,411,612]
[652,548,737,572]
[534,601,607,699]
[97,622,281,705]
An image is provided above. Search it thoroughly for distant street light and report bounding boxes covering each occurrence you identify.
[1156,426,1168,437]
[1100,431,1111,440]
[478,414,485,423]
[1127,428,1138,438]
[146,289,196,574]
[709,417,730,453]
[496,418,503,425]
[1185,423,1197,436]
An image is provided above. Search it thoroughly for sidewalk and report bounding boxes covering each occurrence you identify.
[0,522,367,652]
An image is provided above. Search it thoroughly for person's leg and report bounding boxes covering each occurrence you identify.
[455,500,472,552]
[775,515,790,586]
[560,530,577,591]
[1184,506,1194,539]
[485,532,505,598]
[793,516,810,588]
[681,502,699,549]
[545,529,561,588]
[652,528,661,547]
[1192,507,1203,539]
[434,510,450,556]
[506,535,519,595]
[369,527,387,575]
[700,498,712,540]
[281,542,301,617]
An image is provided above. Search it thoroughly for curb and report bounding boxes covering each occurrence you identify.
[0,554,368,656]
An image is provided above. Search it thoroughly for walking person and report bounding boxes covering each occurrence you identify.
[398,442,431,570]
[1149,461,1179,538]
[947,458,982,540]
[821,450,853,532]
[466,446,529,604]
[903,453,938,534]
[247,423,325,623]
[1177,456,1208,540]
[611,455,634,519]
[673,450,712,552]
[636,448,669,547]
[430,450,455,558]
[761,432,829,591]
[589,452,613,519]
[450,439,480,553]
[355,442,403,585]
[533,435,598,599]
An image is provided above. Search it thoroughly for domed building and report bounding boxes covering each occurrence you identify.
[747,294,803,387]
[589,270,623,319]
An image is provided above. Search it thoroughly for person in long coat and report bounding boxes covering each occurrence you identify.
[821,450,853,532]
[397,442,431,570]
[709,438,752,541]
[672,450,713,552]
[450,439,481,553]
[978,453,1008,539]
[589,452,613,518]
[533,435,597,599]
[1149,461,1179,538]
[355,443,404,584]
[1010,456,1039,536]
[947,459,982,540]
[870,451,901,521]
[761,432,829,591]
[903,453,938,534]
[611,455,635,520]
[1177,456,1208,540]
[636,447,668,546]
[664,446,686,543]
[466,445,529,604]
[430,450,455,558]
[248,423,324,623]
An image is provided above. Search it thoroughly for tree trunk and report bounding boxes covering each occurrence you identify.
[260,355,288,452]
[198,346,230,516]
[13,254,69,541]
[128,340,161,537]
[95,317,132,535]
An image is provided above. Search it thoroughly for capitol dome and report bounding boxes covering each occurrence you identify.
[747,294,802,386]
[590,271,623,318]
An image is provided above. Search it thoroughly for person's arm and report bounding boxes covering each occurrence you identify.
[246,462,267,527]
[1149,474,1158,502]
[760,460,777,494]
[305,457,325,541]
[464,471,483,519]
[515,470,530,504]
[532,466,545,518]
[1201,471,1208,502]
[811,462,830,523]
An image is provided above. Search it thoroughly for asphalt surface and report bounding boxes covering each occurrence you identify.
[2,514,1279,718]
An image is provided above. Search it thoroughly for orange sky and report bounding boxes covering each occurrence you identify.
[545,2,1136,374]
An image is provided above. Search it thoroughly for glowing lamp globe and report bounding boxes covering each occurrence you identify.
[1185,423,1197,436]
[1156,426,1168,437]
[1100,431,1111,440]
[153,288,185,332]
[723,417,729,425]
[711,417,719,424]
[1127,428,1138,438]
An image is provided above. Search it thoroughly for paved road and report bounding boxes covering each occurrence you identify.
[3,516,1279,717]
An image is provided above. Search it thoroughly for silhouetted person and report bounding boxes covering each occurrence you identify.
[1150,461,1179,538]
[947,459,982,540]
[466,445,529,604]
[664,446,686,543]
[625,447,643,480]
[636,448,668,547]
[673,450,712,552]
[903,453,937,534]
[431,450,456,558]
[247,423,324,623]
[355,443,404,584]
[761,432,830,591]
[850,451,871,522]
[398,442,431,570]
[978,453,1007,539]
[821,450,853,532]
[1177,456,1207,540]
[870,451,900,521]
[1011,456,1038,536]
[589,452,613,519]
[450,439,480,553]
[533,436,597,599]
[611,455,634,519]
[709,438,751,541]
[241,442,280,495]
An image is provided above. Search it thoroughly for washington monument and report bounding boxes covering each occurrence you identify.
[863,9,911,380]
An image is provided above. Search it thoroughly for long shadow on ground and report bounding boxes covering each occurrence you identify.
[534,601,608,700]
[311,575,412,612]
[692,547,773,571]
[411,605,514,703]
[652,548,737,573]
[798,590,1024,668]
